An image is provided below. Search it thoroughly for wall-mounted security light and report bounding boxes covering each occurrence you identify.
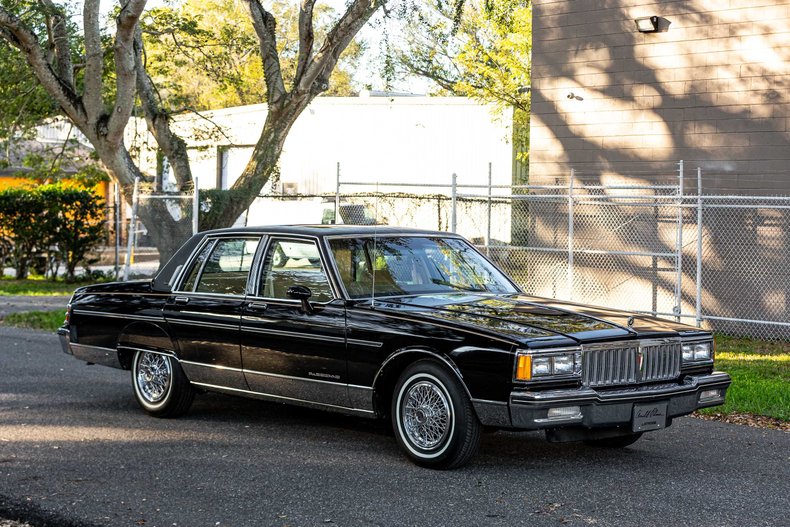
[635,16,660,33]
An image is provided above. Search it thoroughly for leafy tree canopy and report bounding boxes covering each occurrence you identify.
[141,0,365,111]
[398,0,531,113]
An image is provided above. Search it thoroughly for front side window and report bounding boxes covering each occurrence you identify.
[180,237,260,295]
[329,236,518,299]
[258,239,333,302]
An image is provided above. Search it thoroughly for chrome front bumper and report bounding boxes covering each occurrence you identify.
[508,372,732,430]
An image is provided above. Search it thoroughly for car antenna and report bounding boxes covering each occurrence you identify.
[370,182,380,309]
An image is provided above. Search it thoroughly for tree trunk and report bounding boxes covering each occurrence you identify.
[201,93,313,231]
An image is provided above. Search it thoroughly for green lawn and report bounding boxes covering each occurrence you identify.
[3,309,66,331]
[0,278,83,296]
[698,335,790,421]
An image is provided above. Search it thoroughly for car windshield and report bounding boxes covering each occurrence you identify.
[329,236,519,299]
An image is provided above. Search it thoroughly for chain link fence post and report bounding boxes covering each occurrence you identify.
[113,182,120,281]
[674,160,684,321]
[192,176,199,235]
[695,167,703,327]
[486,163,492,256]
[335,162,341,224]
[567,169,575,300]
[123,176,140,281]
[451,173,457,233]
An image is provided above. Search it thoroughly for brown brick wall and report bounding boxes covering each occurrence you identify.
[530,0,790,194]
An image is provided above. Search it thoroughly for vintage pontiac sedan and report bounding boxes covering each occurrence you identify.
[59,226,731,468]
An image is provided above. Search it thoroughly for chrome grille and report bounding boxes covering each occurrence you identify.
[640,341,682,382]
[583,340,681,387]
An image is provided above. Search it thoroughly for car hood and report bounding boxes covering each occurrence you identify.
[374,293,704,347]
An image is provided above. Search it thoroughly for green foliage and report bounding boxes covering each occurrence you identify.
[399,0,531,108]
[0,44,59,149]
[2,309,65,332]
[17,140,108,187]
[0,278,85,296]
[141,0,365,111]
[0,184,106,281]
[0,1,82,158]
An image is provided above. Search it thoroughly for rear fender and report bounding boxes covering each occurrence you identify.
[116,322,178,370]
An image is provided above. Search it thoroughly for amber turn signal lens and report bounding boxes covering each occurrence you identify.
[516,354,532,380]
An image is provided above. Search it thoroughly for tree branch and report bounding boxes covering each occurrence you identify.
[39,0,74,88]
[82,0,104,123]
[105,0,148,145]
[133,29,192,189]
[298,0,385,94]
[244,0,286,107]
[0,6,85,125]
[294,0,316,86]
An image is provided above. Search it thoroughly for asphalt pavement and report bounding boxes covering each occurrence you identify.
[1,326,788,527]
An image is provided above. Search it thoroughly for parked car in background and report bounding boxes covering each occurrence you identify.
[59,226,731,468]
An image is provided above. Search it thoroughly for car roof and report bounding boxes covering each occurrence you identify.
[199,224,452,238]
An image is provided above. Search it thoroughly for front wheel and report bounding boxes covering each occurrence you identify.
[131,350,194,418]
[391,360,481,469]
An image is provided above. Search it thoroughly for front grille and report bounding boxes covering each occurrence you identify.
[583,340,681,387]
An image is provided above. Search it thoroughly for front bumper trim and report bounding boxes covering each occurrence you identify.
[508,372,731,430]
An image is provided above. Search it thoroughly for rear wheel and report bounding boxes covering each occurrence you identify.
[131,350,194,418]
[583,432,643,448]
[391,360,481,469]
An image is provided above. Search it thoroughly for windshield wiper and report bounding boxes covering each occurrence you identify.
[431,278,486,292]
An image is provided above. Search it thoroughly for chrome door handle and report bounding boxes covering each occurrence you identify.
[174,296,190,305]
[247,302,268,311]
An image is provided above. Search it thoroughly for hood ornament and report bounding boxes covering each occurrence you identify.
[627,316,635,327]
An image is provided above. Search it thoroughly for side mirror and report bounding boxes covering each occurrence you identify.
[287,285,314,313]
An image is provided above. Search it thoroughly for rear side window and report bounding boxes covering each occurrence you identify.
[180,237,260,295]
[258,239,333,302]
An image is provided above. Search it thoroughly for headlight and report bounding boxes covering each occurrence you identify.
[682,341,712,361]
[515,350,581,381]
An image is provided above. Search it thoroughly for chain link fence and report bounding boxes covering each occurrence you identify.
[114,163,789,340]
[331,165,789,340]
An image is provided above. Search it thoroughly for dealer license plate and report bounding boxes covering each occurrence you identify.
[632,402,668,432]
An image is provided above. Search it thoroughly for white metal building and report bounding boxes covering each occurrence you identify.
[126,96,514,195]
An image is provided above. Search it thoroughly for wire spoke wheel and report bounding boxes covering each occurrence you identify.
[402,381,451,450]
[392,361,482,469]
[131,348,194,418]
[135,352,172,404]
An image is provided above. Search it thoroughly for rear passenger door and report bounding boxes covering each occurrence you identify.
[164,236,262,391]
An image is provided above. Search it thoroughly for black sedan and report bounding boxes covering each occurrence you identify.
[59,225,731,469]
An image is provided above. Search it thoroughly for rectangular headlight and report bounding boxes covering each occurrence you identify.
[515,350,581,381]
[682,341,712,362]
[553,355,575,374]
[532,357,552,376]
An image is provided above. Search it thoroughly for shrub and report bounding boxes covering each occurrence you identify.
[0,184,105,280]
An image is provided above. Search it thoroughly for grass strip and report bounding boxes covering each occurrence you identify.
[0,279,81,296]
[697,335,789,421]
[2,310,65,332]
